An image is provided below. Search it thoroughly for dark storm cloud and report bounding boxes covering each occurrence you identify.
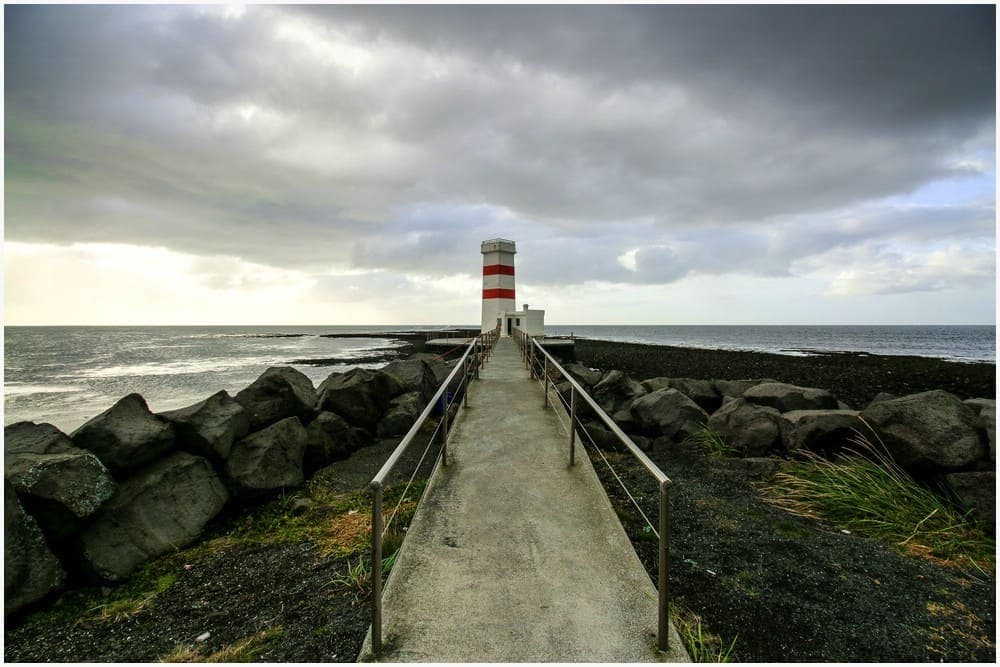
[4,4,994,295]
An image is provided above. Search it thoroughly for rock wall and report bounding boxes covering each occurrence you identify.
[562,365,996,536]
[4,355,458,615]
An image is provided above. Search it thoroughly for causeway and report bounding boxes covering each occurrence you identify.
[359,337,688,662]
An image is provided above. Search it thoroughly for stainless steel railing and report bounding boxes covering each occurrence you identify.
[512,327,674,652]
[368,325,499,655]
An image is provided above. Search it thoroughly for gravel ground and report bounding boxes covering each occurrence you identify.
[588,439,995,661]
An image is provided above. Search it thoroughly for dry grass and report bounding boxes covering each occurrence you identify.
[163,627,284,662]
[764,424,994,573]
[672,602,737,662]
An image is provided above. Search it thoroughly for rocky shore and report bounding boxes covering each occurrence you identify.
[5,336,996,662]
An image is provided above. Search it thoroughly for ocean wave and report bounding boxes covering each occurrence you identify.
[4,384,86,397]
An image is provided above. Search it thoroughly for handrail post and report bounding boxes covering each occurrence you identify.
[371,481,384,655]
[569,385,577,466]
[464,358,470,407]
[543,354,549,407]
[657,479,672,652]
[442,393,450,466]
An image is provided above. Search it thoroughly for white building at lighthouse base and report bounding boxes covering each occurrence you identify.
[498,303,545,337]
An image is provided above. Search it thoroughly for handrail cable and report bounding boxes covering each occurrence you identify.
[542,369,659,538]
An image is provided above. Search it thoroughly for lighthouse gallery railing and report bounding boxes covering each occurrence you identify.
[368,325,499,656]
[512,327,674,652]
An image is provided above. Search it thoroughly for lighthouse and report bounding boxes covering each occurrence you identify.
[481,238,545,336]
[481,238,516,332]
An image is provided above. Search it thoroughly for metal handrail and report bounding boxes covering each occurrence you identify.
[512,327,674,652]
[369,325,499,655]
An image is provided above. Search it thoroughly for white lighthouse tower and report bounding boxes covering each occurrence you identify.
[480,238,517,333]
[481,238,544,336]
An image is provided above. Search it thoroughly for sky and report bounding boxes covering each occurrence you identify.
[3,4,996,325]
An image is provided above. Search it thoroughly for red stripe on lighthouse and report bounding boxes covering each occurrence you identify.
[482,288,516,300]
[483,264,515,276]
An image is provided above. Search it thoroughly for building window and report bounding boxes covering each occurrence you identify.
[516,318,520,326]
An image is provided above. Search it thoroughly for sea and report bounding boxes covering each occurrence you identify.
[4,325,995,434]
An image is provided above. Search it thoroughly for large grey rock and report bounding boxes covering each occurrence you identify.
[5,421,76,456]
[408,353,454,386]
[629,388,708,441]
[780,410,862,456]
[944,471,995,535]
[316,368,406,429]
[743,382,838,413]
[377,391,426,438]
[707,398,783,457]
[640,378,721,413]
[226,417,308,495]
[562,362,603,389]
[867,392,898,408]
[235,367,317,432]
[592,370,646,416]
[79,452,227,582]
[304,412,373,474]
[382,358,439,403]
[5,448,116,521]
[964,398,996,464]
[861,390,986,472]
[5,480,66,614]
[70,394,175,476]
[160,390,250,461]
[713,378,778,399]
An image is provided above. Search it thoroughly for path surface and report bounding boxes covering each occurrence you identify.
[359,337,688,662]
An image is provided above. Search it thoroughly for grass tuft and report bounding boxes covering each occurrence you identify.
[684,424,738,458]
[763,422,993,572]
[672,602,737,662]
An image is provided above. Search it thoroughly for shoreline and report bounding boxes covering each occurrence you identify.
[573,338,996,410]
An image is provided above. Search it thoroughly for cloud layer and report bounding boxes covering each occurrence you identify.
[4,5,995,323]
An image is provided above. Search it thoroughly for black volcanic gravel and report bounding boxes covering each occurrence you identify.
[574,338,996,409]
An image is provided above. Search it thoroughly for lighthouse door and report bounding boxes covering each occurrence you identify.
[506,318,512,335]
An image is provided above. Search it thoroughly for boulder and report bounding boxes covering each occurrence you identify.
[981,408,996,464]
[611,408,641,436]
[377,391,426,438]
[5,421,76,455]
[707,398,783,457]
[382,358,440,403]
[860,390,986,473]
[408,353,455,386]
[868,392,897,407]
[304,412,373,474]
[963,398,996,413]
[5,449,116,523]
[79,452,227,582]
[70,394,175,476]
[629,388,708,442]
[561,362,603,389]
[944,471,995,535]
[780,410,862,457]
[592,370,646,416]
[234,367,317,432]
[160,390,250,462]
[316,368,406,429]
[5,480,66,614]
[226,417,308,496]
[640,377,721,413]
[714,378,778,399]
[964,399,996,464]
[743,382,838,413]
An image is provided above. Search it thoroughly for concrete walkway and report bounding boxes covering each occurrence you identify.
[359,337,688,662]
